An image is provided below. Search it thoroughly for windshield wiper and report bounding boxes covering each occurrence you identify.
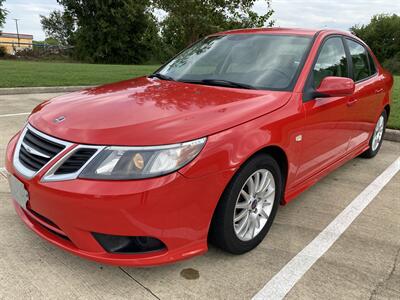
[181,79,256,90]
[148,73,175,81]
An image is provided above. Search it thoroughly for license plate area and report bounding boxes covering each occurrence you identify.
[8,175,29,209]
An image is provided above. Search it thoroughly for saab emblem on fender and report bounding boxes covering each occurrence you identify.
[53,116,66,123]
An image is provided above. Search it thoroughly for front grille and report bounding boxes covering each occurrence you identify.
[55,148,97,175]
[19,129,65,171]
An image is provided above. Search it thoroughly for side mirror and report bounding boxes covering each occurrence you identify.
[315,76,355,97]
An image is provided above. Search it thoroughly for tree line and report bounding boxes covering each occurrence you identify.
[39,0,274,64]
[0,0,398,73]
[0,0,6,29]
[351,14,399,75]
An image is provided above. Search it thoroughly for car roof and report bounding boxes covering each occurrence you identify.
[216,27,351,37]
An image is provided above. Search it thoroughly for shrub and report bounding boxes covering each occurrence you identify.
[14,46,73,61]
[0,46,6,57]
[382,53,400,75]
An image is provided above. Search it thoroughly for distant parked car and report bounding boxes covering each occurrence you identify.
[6,28,393,266]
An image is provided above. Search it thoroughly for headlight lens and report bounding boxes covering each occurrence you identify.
[79,137,206,180]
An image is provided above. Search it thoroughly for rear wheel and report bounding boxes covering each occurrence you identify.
[209,154,282,254]
[360,110,387,158]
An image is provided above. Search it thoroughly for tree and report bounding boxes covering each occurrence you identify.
[0,0,8,30]
[351,14,400,63]
[41,0,161,64]
[154,0,274,58]
[40,10,75,46]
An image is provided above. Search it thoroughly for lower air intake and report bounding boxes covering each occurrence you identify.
[92,233,166,254]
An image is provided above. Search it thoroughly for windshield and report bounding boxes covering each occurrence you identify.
[157,34,312,90]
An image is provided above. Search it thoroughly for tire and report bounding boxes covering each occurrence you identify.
[360,110,387,159]
[209,153,282,254]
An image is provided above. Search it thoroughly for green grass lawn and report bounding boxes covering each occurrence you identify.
[0,60,159,88]
[387,76,400,129]
[0,60,398,129]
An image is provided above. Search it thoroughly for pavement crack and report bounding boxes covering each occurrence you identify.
[119,267,161,300]
[369,246,400,300]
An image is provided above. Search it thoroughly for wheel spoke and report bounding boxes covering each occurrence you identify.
[263,200,272,207]
[255,215,261,228]
[234,209,248,222]
[240,189,250,202]
[259,209,269,219]
[239,215,250,236]
[249,218,256,238]
[266,187,275,197]
[258,172,267,193]
[254,172,260,193]
[261,177,271,193]
[236,201,249,209]
[237,213,249,234]
[248,178,255,196]
[258,187,275,199]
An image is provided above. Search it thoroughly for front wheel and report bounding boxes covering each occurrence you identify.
[209,154,282,254]
[360,110,387,158]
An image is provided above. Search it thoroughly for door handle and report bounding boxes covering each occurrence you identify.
[347,98,358,107]
[375,88,384,94]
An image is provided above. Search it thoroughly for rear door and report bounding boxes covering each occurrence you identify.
[344,38,385,151]
[296,36,353,182]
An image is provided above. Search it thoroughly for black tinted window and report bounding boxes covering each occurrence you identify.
[313,37,348,88]
[346,39,370,81]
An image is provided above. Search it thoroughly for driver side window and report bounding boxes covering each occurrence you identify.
[313,37,348,88]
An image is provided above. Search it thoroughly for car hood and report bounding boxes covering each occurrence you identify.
[29,77,292,146]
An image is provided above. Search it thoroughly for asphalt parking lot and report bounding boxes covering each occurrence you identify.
[0,93,399,300]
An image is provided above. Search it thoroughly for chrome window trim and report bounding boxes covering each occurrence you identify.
[41,145,105,182]
[13,124,73,179]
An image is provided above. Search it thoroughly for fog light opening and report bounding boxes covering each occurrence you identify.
[92,233,166,254]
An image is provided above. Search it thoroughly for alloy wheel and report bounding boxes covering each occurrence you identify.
[372,115,384,151]
[233,169,275,241]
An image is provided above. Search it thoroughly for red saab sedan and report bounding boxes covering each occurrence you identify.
[6,28,393,266]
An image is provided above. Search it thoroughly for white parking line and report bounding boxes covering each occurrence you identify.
[0,112,30,118]
[253,157,400,300]
[0,167,8,179]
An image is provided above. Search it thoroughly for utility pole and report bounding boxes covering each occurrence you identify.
[14,19,20,47]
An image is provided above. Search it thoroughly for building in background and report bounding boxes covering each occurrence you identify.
[0,32,33,54]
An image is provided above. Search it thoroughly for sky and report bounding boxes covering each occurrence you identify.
[1,0,400,41]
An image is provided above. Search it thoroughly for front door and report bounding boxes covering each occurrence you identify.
[296,36,352,183]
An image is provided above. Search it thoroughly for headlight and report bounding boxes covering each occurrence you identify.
[79,137,206,180]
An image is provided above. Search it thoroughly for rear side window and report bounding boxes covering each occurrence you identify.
[368,52,377,75]
[313,37,348,88]
[346,39,373,81]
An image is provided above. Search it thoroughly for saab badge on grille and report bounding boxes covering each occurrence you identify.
[24,144,33,154]
[21,142,50,158]
[53,116,66,123]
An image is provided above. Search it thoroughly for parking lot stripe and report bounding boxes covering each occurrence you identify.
[0,167,8,180]
[253,156,400,300]
[0,112,30,118]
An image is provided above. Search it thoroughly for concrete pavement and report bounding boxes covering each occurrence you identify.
[0,93,399,299]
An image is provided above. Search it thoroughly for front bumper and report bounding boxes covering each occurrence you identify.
[5,133,234,266]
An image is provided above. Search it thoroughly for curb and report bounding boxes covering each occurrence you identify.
[384,128,400,143]
[0,86,94,95]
